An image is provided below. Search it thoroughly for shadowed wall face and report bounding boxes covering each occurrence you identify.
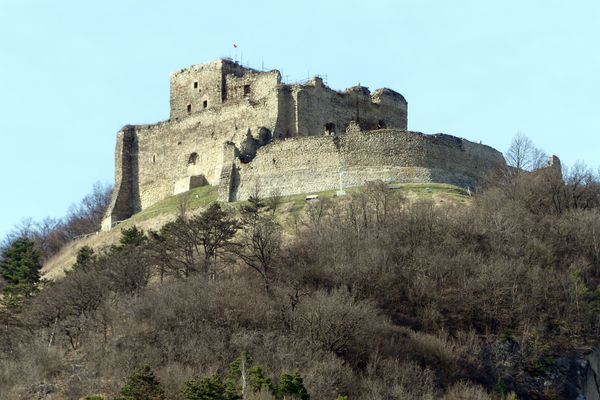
[101,127,141,230]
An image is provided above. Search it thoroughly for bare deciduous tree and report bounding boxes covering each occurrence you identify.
[234,214,282,294]
[266,188,283,215]
[1,182,112,260]
[177,194,190,220]
[505,132,547,173]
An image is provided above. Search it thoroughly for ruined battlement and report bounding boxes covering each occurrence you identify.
[169,59,280,119]
[101,59,505,231]
[168,58,407,136]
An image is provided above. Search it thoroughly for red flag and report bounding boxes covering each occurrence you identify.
[233,44,237,48]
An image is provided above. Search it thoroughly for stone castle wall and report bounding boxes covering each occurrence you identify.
[169,59,407,138]
[109,93,280,219]
[101,127,140,230]
[169,59,281,122]
[101,59,504,230]
[290,80,407,138]
[224,127,504,202]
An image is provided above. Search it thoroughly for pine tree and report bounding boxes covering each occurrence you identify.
[71,245,96,272]
[0,237,42,298]
[277,372,309,400]
[116,365,166,400]
[226,353,272,396]
[113,226,146,252]
[181,373,238,400]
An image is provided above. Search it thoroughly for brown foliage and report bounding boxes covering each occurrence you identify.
[2,166,600,399]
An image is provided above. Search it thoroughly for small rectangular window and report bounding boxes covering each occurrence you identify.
[203,100,208,108]
[243,84,250,96]
[187,104,191,113]
[193,81,198,89]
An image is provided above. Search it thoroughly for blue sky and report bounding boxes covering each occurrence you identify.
[1,0,599,239]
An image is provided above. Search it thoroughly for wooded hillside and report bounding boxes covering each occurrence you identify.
[1,165,600,399]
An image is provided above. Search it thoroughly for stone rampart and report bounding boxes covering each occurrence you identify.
[224,129,504,201]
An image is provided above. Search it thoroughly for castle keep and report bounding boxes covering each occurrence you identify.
[102,59,505,230]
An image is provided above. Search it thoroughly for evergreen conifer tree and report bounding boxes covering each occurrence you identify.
[71,245,96,272]
[0,237,42,298]
[116,365,166,400]
[277,372,309,400]
[181,373,239,400]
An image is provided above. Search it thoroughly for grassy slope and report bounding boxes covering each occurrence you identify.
[128,186,219,223]
[41,183,471,280]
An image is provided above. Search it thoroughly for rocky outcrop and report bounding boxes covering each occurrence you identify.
[483,339,600,399]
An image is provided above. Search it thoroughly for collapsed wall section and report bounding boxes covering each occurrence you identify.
[276,78,408,138]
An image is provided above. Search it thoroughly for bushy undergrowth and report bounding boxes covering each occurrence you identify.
[1,167,599,399]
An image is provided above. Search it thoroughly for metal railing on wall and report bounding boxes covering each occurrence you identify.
[220,56,328,86]
[282,74,328,86]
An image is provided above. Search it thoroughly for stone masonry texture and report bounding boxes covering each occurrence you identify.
[101,59,505,230]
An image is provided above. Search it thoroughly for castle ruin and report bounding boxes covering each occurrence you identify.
[101,59,505,230]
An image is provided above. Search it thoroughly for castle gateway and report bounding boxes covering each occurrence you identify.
[102,59,504,230]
